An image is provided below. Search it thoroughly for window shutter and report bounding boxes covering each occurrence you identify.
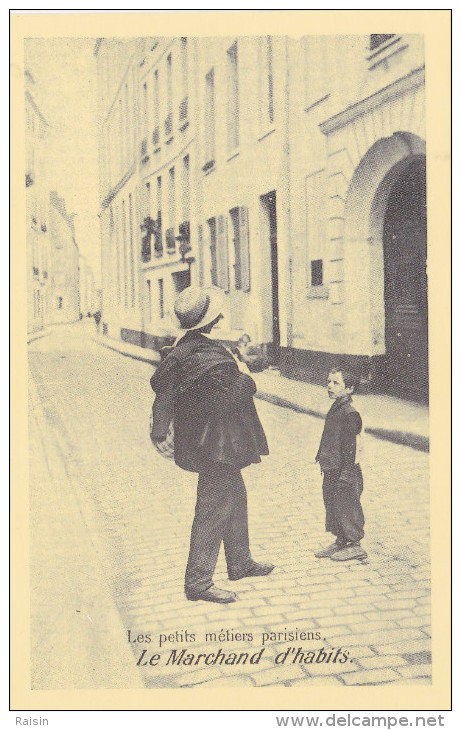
[217,215,230,292]
[238,206,250,292]
[198,224,204,287]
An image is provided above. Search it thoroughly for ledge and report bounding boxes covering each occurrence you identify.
[304,94,330,114]
[306,285,329,300]
[319,66,425,136]
[257,127,276,142]
[227,148,240,162]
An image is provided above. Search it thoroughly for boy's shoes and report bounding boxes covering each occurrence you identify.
[314,540,347,558]
[330,543,367,561]
[228,561,275,581]
[185,586,237,603]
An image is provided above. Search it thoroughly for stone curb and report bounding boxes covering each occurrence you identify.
[94,335,429,453]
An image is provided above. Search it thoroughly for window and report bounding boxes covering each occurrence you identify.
[168,167,175,230]
[145,181,151,215]
[180,37,188,122]
[311,259,323,287]
[166,167,176,253]
[128,193,135,307]
[155,176,163,256]
[118,97,123,172]
[182,155,190,222]
[217,215,230,292]
[122,199,128,307]
[198,224,204,287]
[158,279,164,319]
[229,206,250,291]
[146,279,152,321]
[207,217,217,286]
[152,69,160,146]
[303,37,332,110]
[227,41,239,152]
[114,205,121,303]
[204,68,215,166]
[369,34,395,51]
[143,82,149,140]
[124,83,129,162]
[260,36,274,129]
[165,53,173,136]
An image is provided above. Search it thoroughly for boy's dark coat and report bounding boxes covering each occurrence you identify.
[316,396,362,481]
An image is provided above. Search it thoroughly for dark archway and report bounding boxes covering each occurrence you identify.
[382,156,428,400]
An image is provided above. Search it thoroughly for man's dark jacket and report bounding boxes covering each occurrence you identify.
[150,331,269,473]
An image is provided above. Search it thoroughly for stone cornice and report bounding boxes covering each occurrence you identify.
[319,66,425,136]
[101,164,136,211]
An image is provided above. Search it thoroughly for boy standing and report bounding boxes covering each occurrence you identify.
[314,368,367,561]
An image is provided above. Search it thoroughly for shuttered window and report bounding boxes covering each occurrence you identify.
[229,206,250,292]
[207,217,218,287]
[217,215,230,292]
[198,224,204,286]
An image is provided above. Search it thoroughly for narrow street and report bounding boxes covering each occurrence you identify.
[28,322,431,689]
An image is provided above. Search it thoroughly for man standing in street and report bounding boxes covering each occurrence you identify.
[150,286,274,604]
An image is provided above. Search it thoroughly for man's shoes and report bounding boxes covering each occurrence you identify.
[228,561,275,581]
[330,544,367,561]
[185,586,237,603]
[314,540,347,558]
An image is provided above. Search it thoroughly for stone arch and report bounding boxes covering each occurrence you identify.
[340,132,426,367]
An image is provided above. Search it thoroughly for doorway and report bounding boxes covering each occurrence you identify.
[260,190,280,365]
[382,157,428,399]
[172,269,191,294]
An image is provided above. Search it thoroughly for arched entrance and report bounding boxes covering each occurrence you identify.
[382,157,428,399]
[342,132,427,401]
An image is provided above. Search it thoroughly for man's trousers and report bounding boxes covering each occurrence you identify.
[184,461,252,595]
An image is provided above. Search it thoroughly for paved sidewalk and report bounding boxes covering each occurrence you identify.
[93,333,429,452]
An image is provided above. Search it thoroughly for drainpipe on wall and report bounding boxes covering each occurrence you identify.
[283,35,294,352]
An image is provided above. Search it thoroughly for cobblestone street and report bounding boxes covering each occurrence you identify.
[28,323,431,690]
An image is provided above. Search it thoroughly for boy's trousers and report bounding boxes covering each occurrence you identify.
[322,465,365,543]
[184,462,252,595]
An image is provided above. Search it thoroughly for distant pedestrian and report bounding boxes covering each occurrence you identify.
[93,310,101,332]
[150,286,274,604]
[314,367,367,561]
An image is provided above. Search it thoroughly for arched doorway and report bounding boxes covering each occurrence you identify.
[382,157,428,400]
[341,132,427,401]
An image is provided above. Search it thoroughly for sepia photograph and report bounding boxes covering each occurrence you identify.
[11,9,451,713]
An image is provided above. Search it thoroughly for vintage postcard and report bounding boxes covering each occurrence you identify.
[10,9,451,713]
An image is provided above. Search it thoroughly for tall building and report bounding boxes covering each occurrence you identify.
[25,70,51,334]
[47,192,80,324]
[96,34,427,400]
[79,254,97,317]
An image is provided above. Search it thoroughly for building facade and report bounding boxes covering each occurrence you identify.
[96,34,427,400]
[79,254,97,317]
[25,71,51,335]
[47,192,80,325]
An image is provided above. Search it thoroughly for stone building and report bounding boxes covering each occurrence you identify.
[79,254,97,317]
[47,191,80,325]
[95,33,427,400]
[25,70,51,335]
